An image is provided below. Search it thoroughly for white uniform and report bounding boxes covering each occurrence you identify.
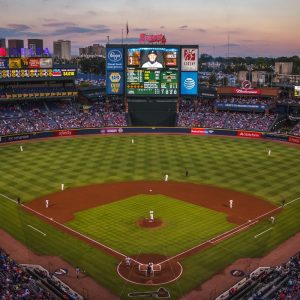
[229,199,233,209]
[270,216,275,223]
[268,149,271,156]
[149,210,154,221]
[164,174,169,182]
[20,146,23,152]
[45,199,49,208]
[131,138,134,144]
[125,257,131,266]
[142,61,163,68]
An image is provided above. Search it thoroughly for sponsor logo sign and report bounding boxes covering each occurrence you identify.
[288,136,300,144]
[233,88,261,95]
[0,58,8,69]
[106,48,124,70]
[237,131,262,138]
[106,71,124,94]
[191,128,214,134]
[6,135,30,142]
[181,72,198,95]
[100,128,123,134]
[181,48,198,71]
[139,33,167,44]
[54,130,76,137]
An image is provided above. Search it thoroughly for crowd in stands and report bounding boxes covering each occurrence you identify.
[217,252,300,300]
[0,86,77,98]
[178,99,277,131]
[0,248,52,299]
[291,122,300,136]
[0,99,127,135]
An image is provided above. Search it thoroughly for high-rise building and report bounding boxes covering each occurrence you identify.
[53,40,71,60]
[79,44,105,57]
[0,38,5,48]
[8,39,24,56]
[28,39,43,55]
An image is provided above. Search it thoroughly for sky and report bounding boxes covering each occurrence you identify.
[0,0,299,57]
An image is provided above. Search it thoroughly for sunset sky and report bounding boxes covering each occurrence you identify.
[0,0,299,57]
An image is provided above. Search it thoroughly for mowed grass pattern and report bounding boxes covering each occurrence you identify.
[0,135,300,299]
[67,194,234,256]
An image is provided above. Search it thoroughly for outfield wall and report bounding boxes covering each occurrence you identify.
[0,127,300,145]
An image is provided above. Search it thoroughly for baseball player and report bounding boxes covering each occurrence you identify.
[131,138,134,144]
[149,210,154,221]
[268,149,271,156]
[229,199,233,209]
[270,216,275,224]
[125,257,131,267]
[45,199,49,208]
[164,174,169,182]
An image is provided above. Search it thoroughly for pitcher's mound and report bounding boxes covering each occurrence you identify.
[138,218,164,229]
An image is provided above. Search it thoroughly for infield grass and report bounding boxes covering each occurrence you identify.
[1,135,300,299]
[67,194,235,256]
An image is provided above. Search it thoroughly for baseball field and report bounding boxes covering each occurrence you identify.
[0,134,300,299]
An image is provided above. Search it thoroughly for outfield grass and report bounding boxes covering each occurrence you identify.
[67,194,235,256]
[0,135,300,299]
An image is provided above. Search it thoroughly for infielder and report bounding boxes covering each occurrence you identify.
[270,216,275,224]
[45,199,49,208]
[164,174,169,182]
[229,199,233,209]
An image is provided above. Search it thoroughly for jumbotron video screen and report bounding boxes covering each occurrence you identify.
[126,47,179,96]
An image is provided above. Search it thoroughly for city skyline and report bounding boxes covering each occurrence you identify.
[0,0,299,57]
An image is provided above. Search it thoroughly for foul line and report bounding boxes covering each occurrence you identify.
[1,192,300,266]
[21,204,141,265]
[27,225,47,236]
[0,193,17,204]
[254,227,273,239]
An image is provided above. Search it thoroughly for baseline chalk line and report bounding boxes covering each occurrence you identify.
[27,225,47,236]
[254,227,273,239]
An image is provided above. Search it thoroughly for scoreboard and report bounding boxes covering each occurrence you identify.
[126,46,179,96]
[127,69,178,95]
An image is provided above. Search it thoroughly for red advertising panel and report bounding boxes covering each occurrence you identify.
[181,48,198,71]
[53,130,76,137]
[288,136,300,144]
[28,58,41,68]
[237,131,262,139]
[0,48,7,57]
[191,128,208,134]
[233,88,261,95]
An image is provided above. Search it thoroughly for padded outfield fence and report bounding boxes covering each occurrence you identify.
[0,126,300,145]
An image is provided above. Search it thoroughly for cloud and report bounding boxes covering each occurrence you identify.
[51,26,110,36]
[7,24,31,31]
[132,28,148,32]
[43,22,76,27]
[195,28,207,33]
[110,37,139,43]
[179,25,188,30]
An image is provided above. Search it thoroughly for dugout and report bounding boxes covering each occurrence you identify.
[128,98,177,126]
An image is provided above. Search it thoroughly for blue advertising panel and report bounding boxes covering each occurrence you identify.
[181,72,198,95]
[0,58,8,69]
[106,48,124,70]
[106,71,124,94]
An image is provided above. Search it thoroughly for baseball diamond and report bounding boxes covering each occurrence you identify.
[1,134,300,300]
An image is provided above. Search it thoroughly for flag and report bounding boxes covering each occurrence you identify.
[126,22,129,36]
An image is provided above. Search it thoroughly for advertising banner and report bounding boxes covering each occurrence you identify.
[191,128,214,135]
[181,72,198,95]
[181,48,198,71]
[0,58,8,69]
[40,58,52,68]
[237,131,262,139]
[288,136,300,144]
[0,48,7,57]
[8,58,21,69]
[106,48,124,70]
[106,71,124,95]
[100,128,124,134]
[28,58,40,68]
[215,102,267,112]
[53,130,76,137]
[232,88,261,95]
